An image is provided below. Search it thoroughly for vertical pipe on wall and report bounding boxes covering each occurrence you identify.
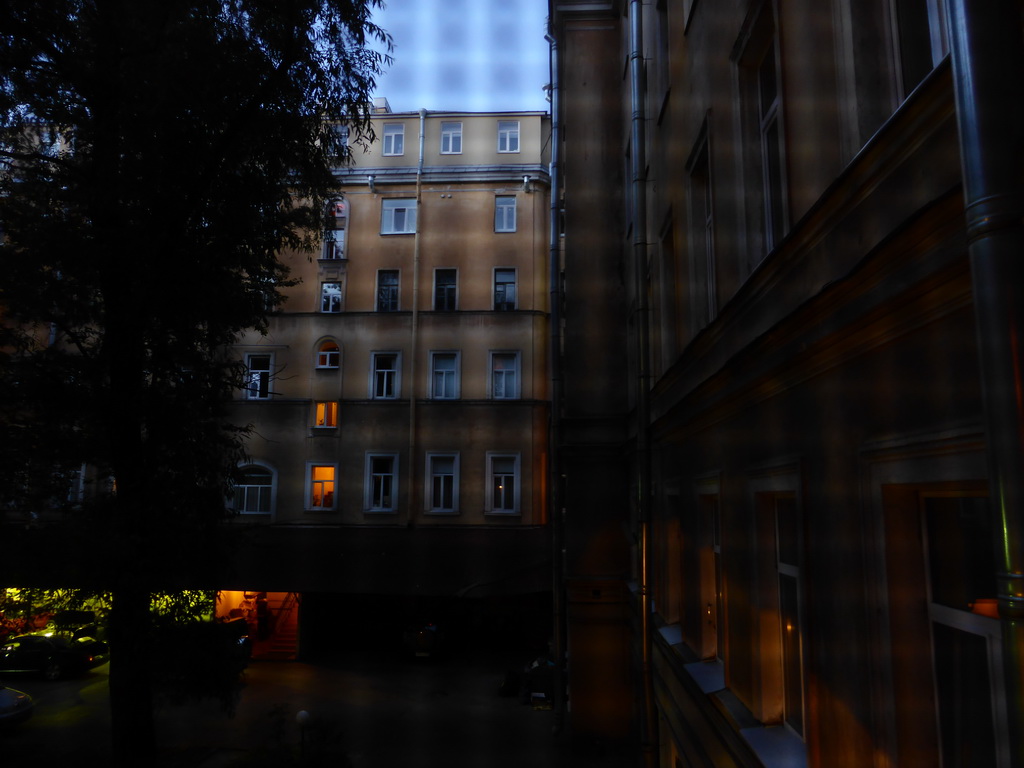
[628,0,657,765]
[545,22,566,735]
[946,2,1024,765]
[408,109,426,525]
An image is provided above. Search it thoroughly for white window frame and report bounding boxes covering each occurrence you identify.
[440,121,462,154]
[305,462,337,511]
[485,452,521,515]
[489,350,520,400]
[495,196,517,232]
[382,123,404,156]
[232,462,276,516]
[244,352,273,400]
[493,268,517,311]
[313,400,338,429]
[430,350,460,400]
[497,120,520,153]
[316,340,340,370]
[370,351,401,399]
[321,281,342,313]
[381,198,417,234]
[323,228,345,260]
[425,452,460,514]
[364,452,399,513]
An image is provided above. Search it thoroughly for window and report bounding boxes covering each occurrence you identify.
[494,269,516,311]
[323,229,345,259]
[893,0,949,97]
[426,453,459,513]
[497,120,520,153]
[316,341,340,369]
[922,494,1007,767]
[323,201,346,259]
[371,352,399,399]
[376,270,399,312]
[490,351,519,400]
[307,464,336,510]
[434,268,457,311]
[688,134,716,330]
[329,123,348,149]
[440,121,462,154]
[430,351,459,399]
[383,123,404,156]
[244,353,272,399]
[314,401,338,428]
[486,452,520,514]
[365,453,398,512]
[381,199,416,234]
[495,196,516,232]
[232,465,274,514]
[757,37,786,251]
[736,5,787,263]
[774,495,805,737]
[321,282,342,313]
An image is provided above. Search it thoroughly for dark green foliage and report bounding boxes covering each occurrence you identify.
[0,2,389,763]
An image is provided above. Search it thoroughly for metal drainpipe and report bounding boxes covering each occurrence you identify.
[946,3,1024,765]
[545,24,566,736]
[629,0,657,765]
[408,109,425,526]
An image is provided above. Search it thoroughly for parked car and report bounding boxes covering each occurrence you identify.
[0,632,109,680]
[0,682,33,725]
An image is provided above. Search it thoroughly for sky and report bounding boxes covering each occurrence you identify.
[368,0,551,114]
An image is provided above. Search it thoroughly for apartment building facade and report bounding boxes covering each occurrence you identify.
[550,1,1024,766]
[221,105,553,639]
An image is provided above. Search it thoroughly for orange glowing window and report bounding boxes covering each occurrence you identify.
[314,401,338,428]
[310,465,335,509]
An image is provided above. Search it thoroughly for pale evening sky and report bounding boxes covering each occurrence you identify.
[369,0,551,114]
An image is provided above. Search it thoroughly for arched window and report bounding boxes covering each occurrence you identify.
[316,340,340,369]
[233,465,274,514]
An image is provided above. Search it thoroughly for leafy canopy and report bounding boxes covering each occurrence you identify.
[0,1,390,544]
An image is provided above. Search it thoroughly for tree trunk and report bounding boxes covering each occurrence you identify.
[108,586,156,767]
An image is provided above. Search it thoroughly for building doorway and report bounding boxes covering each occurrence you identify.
[217,590,300,660]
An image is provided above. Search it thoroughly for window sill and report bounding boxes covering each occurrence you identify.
[483,510,521,517]
[364,509,397,515]
[425,509,459,516]
[658,629,809,768]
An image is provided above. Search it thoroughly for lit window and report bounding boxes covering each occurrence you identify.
[316,341,340,369]
[371,352,399,399]
[431,351,459,400]
[381,199,416,234]
[497,120,520,153]
[321,282,342,313]
[314,401,338,428]
[308,464,336,510]
[434,269,457,311]
[383,123,404,156]
[232,465,274,514]
[494,269,516,311]
[376,270,399,312]
[244,353,272,399]
[486,453,520,514]
[495,196,516,232]
[365,453,398,512]
[426,453,459,513]
[491,351,519,400]
[440,121,462,154]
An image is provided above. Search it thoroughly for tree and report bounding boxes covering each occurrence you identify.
[0,1,390,764]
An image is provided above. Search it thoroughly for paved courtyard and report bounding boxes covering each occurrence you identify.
[2,648,632,767]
